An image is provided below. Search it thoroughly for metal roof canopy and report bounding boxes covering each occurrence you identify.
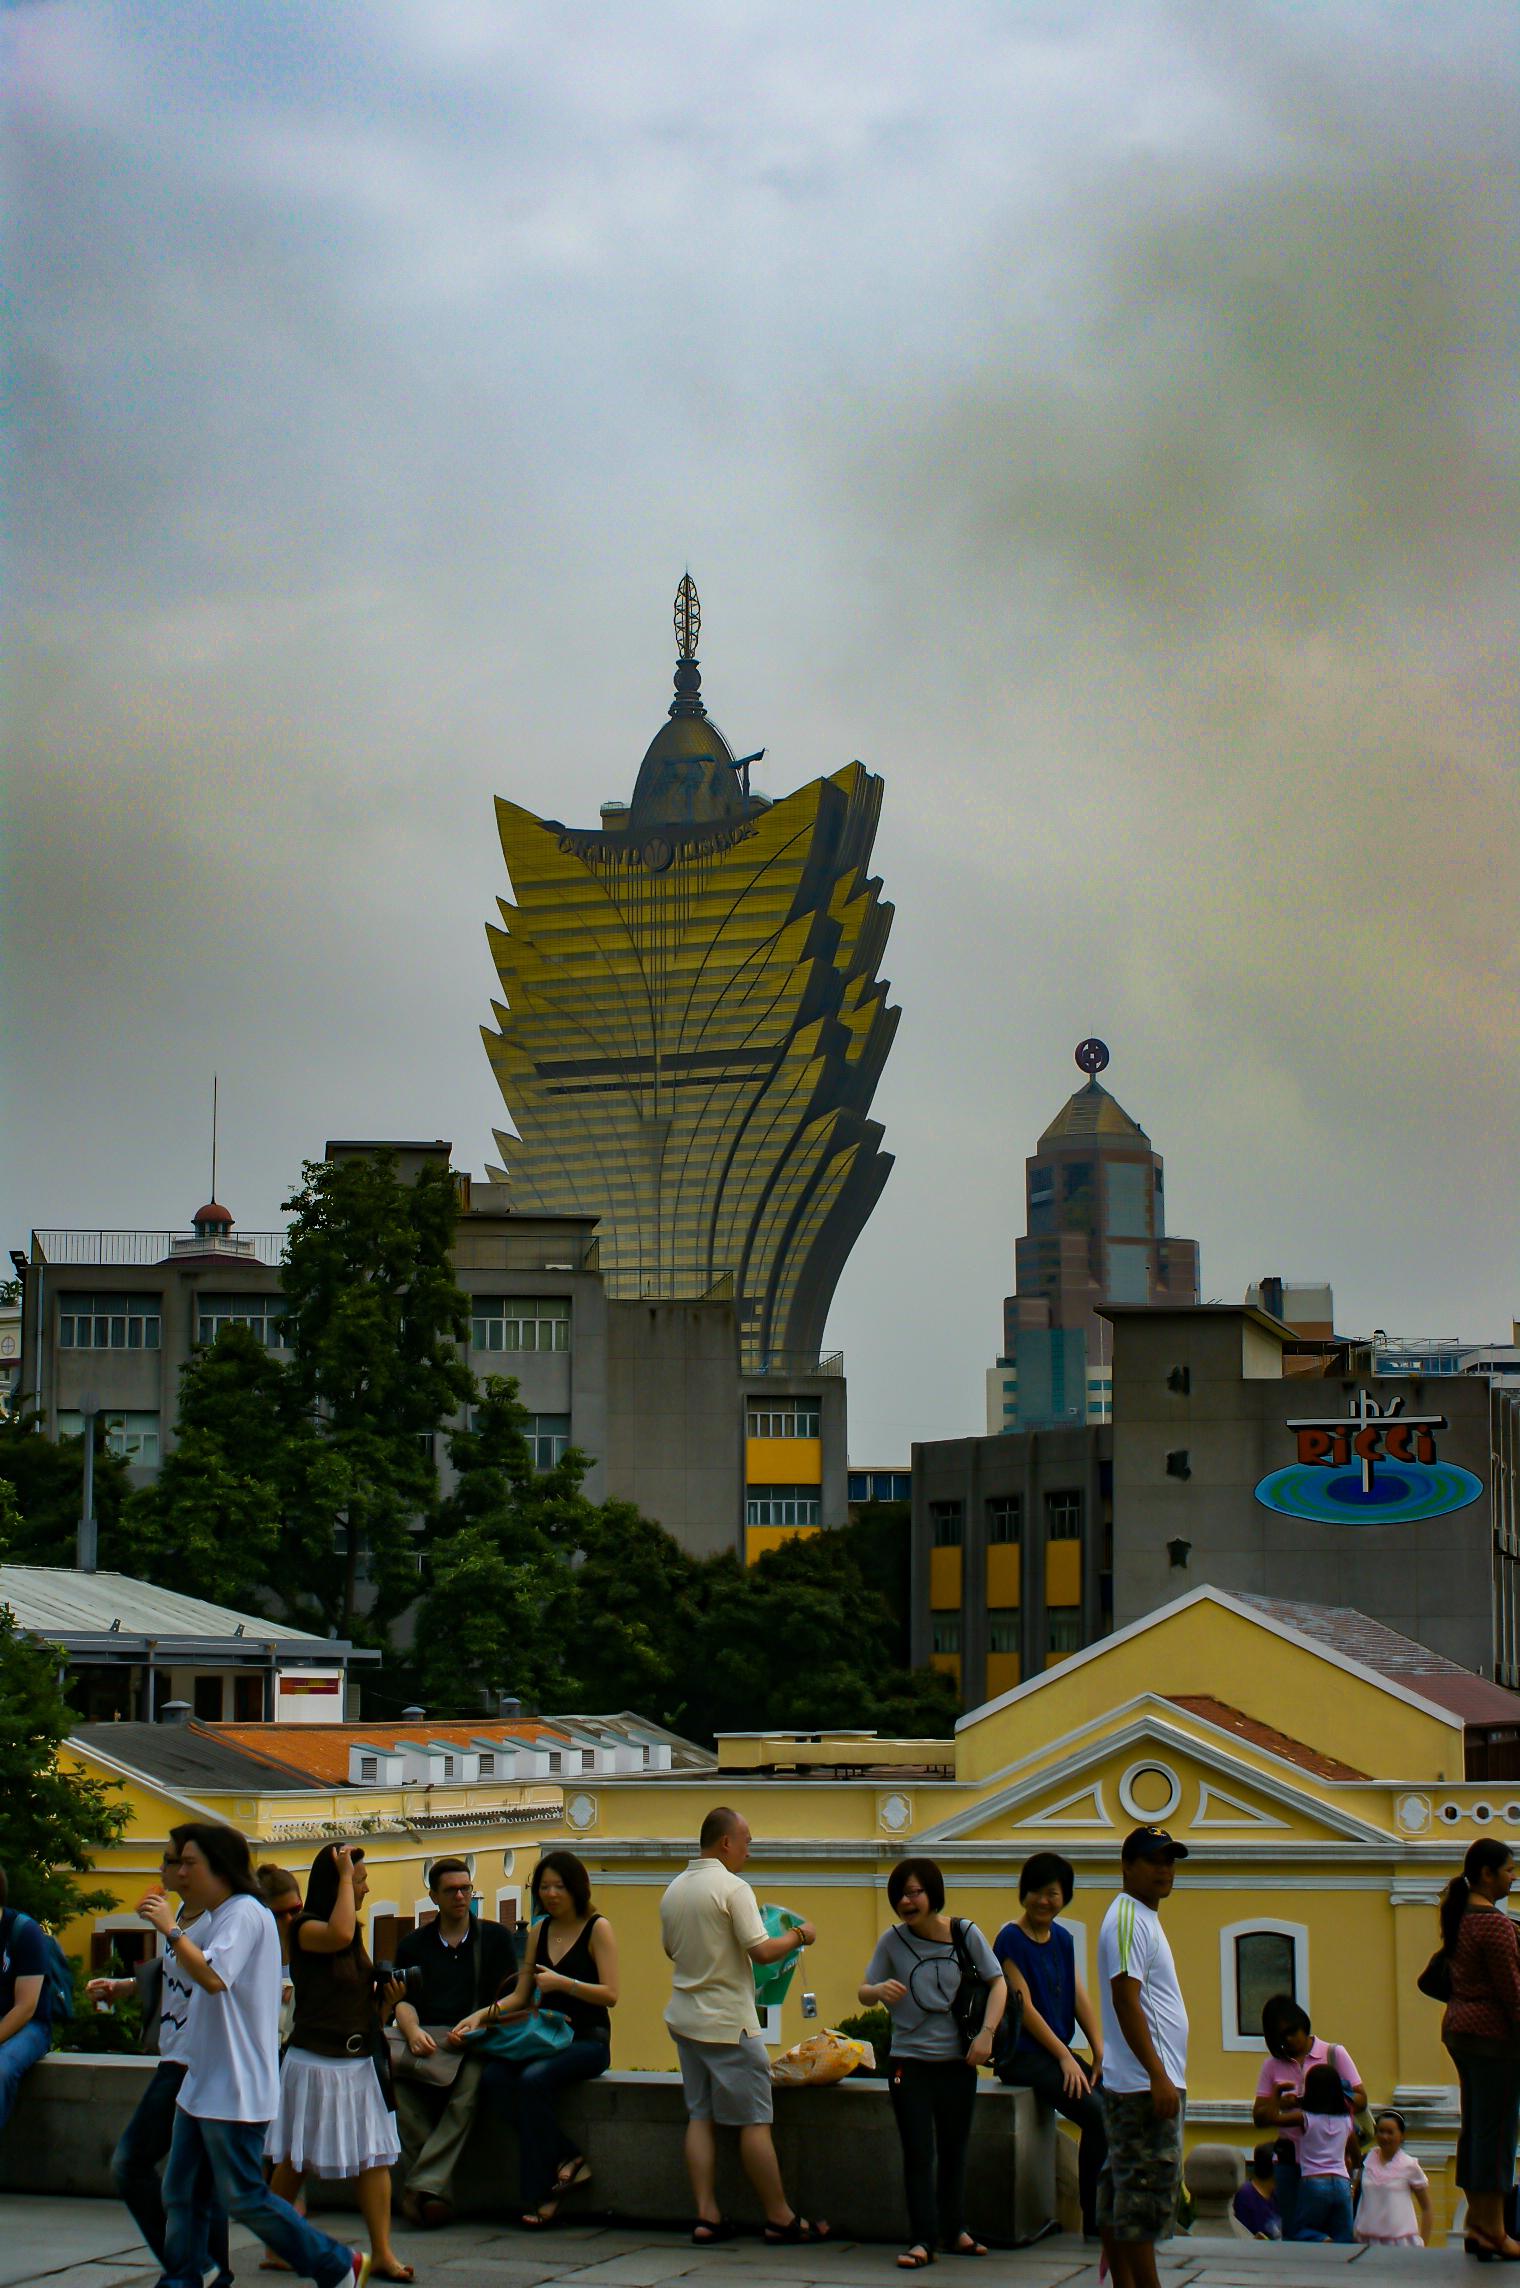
[0,1565,377,1664]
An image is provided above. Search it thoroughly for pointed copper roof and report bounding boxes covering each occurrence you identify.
[1038,1078,1150,1147]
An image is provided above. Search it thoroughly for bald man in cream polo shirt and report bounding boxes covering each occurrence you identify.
[661,1807,830,2245]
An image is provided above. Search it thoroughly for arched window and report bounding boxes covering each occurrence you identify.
[1219,1918,1309,2052]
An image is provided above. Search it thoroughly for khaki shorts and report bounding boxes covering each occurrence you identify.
[1097,2086,1185,2243]
[673,2032,774,2126]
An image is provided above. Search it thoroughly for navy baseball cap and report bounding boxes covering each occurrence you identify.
[1121,1825,1189,1862]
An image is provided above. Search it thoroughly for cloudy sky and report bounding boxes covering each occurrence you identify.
[9,1,1517,1459]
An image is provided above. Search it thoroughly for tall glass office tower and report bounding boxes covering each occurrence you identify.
[483,581,897,1374]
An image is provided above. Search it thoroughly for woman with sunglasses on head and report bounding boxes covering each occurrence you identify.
[95,1828,233,2288]
[264,1844,411,2282]
[860,1856,1007,2270]
[454,1850,619,2228]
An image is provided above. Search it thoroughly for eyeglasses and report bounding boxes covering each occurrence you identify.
[274,1902,303,1919]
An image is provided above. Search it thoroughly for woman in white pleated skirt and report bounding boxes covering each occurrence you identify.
[264,1843,410,2282]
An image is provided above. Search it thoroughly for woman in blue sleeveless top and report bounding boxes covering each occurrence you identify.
[993,1851,1106,2240]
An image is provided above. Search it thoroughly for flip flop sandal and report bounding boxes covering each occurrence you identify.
[763,2217,833,2244]
[554,2157,593,2193]
[947,2239,987,2257]
[691,2220,737,2245]
[897,2249,934,2269]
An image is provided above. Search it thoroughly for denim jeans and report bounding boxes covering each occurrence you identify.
[113,2061,232,2288]
[481,2037,610,2209]
[0,2017,51,2129]
[160,2111,354,2288]
[1290,2173,1355,2243]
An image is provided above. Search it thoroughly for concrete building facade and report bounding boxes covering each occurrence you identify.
[18,1142,851,1569]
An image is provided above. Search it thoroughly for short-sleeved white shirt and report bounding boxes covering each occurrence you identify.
[156,1909,199,2065]
[661,1857,768,2043]
[1097,1890,1188,2093]
[176,1892,282,2123]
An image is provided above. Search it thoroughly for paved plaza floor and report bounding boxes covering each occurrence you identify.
[0,2197,1475,2288]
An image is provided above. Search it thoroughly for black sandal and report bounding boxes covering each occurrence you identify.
[691,2219,737,2245]
[897,2249,934,2270]
[763,2217,832,2245]
[947,2238,987,2258]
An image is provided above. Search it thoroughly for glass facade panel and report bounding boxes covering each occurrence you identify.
[747,1403,820,1438]
[198,1294,290,1348]
[986,1497,1021,1543]
[1045,1491,1083,1540]
[1106,1160,1150,1239]
[745,1485,821,1527]
[1047,1606,1083,1653]
[57,1409,161,1466]
[931,1616,962,1654]
[930,1500,964,1547]
[471,1297,571,1352]
[57,1294,161,1350]
[988,1609,1021,1653]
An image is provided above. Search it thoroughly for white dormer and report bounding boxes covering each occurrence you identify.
[347,1743,405,1786]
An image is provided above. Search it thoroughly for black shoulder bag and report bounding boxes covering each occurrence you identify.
[949,1918,994,2056]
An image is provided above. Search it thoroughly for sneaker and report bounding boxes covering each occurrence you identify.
[349,2255,373,2288]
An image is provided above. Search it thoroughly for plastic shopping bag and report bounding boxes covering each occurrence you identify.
[752,1904,807,2009]
[770,2028,876,2086]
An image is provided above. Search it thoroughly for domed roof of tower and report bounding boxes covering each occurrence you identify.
[1038,1079,1150,1147]
[191,1201,234,1230]
[627,574,746,830]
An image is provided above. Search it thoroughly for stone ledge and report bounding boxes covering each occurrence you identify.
[0,2056,1054,2247]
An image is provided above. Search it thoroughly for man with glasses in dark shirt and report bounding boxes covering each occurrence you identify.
[392,1858,516,2227]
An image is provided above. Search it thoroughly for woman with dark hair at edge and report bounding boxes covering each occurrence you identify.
[992,1851,1107,2240]
[264,1844,411,2282]
[1251,1993,1365,2242]
[453,1850,619,2228]
[1438,1837,1520,2260]
[860,1856,1007,2270]
[135,1821,372,2288]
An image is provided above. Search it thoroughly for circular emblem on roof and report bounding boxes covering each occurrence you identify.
[1075,1038,1110,1076]
[1118,1760,1181,1823]
[1254,1461,1483,1525]
[565,1791,597,1831]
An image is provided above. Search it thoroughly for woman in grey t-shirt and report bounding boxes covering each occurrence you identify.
[859,1857,1006,2268]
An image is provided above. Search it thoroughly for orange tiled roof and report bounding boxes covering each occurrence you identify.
[209,1717,572,1788]
[1166,1696,1369,1783]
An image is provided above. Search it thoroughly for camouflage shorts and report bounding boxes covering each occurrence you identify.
[1096,2087,1185,2243]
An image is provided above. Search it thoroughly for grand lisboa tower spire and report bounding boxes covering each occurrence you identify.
[482,579,898,1373]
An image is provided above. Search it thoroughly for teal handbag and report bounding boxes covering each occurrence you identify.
[464,2005,574,2063]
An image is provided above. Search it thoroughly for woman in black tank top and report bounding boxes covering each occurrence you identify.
[459,1850,618,2226]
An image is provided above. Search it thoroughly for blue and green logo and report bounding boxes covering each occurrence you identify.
[1254,1393,1483,1526]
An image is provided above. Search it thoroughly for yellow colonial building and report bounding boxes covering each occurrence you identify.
[61,1587,1520,2241]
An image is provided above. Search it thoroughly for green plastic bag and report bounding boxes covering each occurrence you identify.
[753,1904,807,2010]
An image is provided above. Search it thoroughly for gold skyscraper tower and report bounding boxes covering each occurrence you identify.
[483,580,897,1373]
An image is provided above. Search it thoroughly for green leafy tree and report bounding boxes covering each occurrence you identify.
[555,1501,703,1723]
[0,1406,130,1568]
[0,1600,127,1925]
[413,1376,583,1712]
[280,1152,474,1638]
[678,1528,959,1740]
[115,1326,292,1608]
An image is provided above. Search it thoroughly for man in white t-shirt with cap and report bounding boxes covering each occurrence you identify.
[1095,1826,1190,2288]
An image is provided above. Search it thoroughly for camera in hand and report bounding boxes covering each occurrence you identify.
[373,1959,424,2002]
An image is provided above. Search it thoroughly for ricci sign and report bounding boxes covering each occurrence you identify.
[1254,1389,1484,1525]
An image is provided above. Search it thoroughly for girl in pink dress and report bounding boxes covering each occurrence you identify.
[1355,2111,1433,2249]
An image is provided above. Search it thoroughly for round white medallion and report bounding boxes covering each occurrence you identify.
[566,1791,597,1832]
[1396,1794,1432,1836]
[1118,1761,1182,1825]
[879,1792,913,1834]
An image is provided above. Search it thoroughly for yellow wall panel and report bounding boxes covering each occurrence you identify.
[745,1436,823,1485]
[745,1522,822,1564]
[930,1652,962,1686]
[987,1545,1020,1604]
[929,1547,962,1609]
[1045,1540,1082,1608]
[986,1652,1021,1695]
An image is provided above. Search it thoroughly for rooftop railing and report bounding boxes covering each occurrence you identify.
[33,1230,289,1267]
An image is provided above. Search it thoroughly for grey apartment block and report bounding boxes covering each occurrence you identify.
[1103,1304,1519,1682]
[910,1422,1112,1706]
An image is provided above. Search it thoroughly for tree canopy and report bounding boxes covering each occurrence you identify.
[0,1600,127,1925]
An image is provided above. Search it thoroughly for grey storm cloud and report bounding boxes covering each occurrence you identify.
[6,0,1516,1458]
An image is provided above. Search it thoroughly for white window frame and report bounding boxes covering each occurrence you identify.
[1219,1917,1309,2053]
